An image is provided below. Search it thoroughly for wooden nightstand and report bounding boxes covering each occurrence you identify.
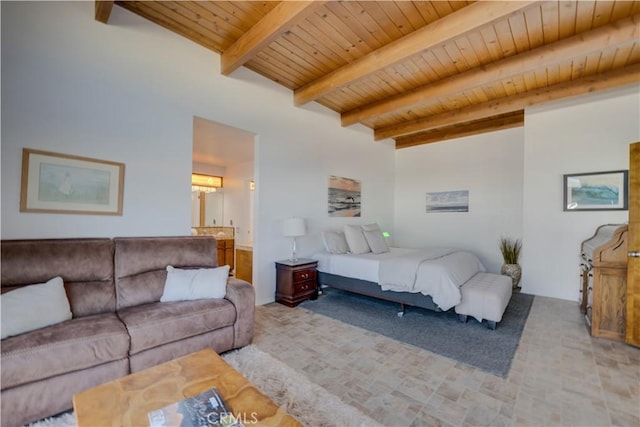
[275,259,318,307]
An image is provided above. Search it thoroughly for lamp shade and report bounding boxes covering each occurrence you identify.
[282,218,306,237]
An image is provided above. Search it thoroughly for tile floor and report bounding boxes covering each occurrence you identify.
[252,295,640,427]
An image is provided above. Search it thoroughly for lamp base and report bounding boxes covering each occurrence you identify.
[289,237,298,262]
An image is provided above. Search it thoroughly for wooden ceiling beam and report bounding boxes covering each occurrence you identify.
[221,1,326,76]
[374,64,640,141]
[395,112,525,150]
[343,14,640,127]
[293,1,537,106]
[95,0,114,24]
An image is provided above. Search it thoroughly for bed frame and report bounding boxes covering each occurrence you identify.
[317,272,442,316]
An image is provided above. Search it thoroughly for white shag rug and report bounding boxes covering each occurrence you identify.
[26,345,381,427]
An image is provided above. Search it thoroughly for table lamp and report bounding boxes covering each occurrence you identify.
[282,218,305,262]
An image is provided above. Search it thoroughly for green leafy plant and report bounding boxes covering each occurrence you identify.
[499,237,522,265]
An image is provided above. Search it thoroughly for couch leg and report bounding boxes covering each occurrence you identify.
[397,303,405,317]
[458,314,468,323]
[487,320,497,330]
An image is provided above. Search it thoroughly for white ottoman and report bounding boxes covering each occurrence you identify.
[455,272,512,330]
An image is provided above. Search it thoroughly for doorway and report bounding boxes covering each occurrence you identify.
[192,116,256,282]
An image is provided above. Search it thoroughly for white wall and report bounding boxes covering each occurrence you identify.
[522,87,639,301]
[394,128,525,274]
[253,117,396,304]
[1,2,395,305]
[394,86,639,302]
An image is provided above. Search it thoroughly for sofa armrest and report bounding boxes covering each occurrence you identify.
[225,278,255,348]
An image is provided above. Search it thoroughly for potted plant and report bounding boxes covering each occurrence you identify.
[499,237,522,290]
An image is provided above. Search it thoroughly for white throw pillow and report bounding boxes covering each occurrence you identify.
[343,224,371,254]
[321,231,349,254]
[1,276,72,340]
[161,265,230,302]
[362,223,390,254]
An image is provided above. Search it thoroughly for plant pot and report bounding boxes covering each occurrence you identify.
[501,263,522,290]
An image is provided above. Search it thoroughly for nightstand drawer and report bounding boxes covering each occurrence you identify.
[294,280,315,294]
[293,269,315,283]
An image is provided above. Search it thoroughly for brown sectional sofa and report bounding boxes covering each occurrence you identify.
[0,236,255,427]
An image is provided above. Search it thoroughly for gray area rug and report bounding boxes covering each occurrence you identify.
[300,288,534,378]
[25,345,380,427]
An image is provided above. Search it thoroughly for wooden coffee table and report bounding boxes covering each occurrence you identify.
[73,348,301,427]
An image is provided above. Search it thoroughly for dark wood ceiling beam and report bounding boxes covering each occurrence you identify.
[395,112,525,149]
[343,14,640,127]
[95,0,114,24]
[375,63,640,141]
[293,1,537,106]
[221,1,326,76]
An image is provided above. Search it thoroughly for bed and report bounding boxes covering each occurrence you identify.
[312,247,486,316]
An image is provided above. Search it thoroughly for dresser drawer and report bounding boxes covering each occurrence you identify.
[293,269,316,283]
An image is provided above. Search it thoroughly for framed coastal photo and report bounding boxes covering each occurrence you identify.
[20,148,125,215]
[563,170,628,211]
[328,175,361,217]
[426,190,469,213]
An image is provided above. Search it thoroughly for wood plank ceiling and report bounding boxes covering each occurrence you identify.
[97,1,640,149]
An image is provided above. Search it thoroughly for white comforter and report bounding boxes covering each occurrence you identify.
[378,247,485,311]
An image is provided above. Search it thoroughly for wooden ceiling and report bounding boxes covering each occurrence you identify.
[96,1,640,149]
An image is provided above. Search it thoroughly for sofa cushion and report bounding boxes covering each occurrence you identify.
[129,329,235,373]
[114,236,219,310]
[1,238,116,317]
[118,298,237,355]
[1,276,72,339]
[0,313,129,389]
[1,358,129,427]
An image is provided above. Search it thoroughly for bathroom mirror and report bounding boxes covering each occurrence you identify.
[191,190,224,227]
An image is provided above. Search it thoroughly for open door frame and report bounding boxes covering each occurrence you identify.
[625,142,639,347]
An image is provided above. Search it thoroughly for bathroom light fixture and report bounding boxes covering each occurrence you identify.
[282,218,305,262]
[191,173,223,193]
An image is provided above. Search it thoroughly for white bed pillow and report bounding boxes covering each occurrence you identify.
[344,224,371,254]
[161,265,229,302]
[322,231,349,254]
[362,223,390,254]
[1,276,72,339]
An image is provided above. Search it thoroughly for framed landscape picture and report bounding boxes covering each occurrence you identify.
[20,148,125,215]
[426,190,469,213]
[563,170,628,211]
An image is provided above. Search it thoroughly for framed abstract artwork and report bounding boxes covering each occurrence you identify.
[20,148,125,215]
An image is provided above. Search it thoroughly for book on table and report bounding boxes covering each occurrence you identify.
[148,386,244,427]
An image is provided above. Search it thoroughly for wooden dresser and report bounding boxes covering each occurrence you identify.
[580,224,628,341]
[275,259,318,307]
